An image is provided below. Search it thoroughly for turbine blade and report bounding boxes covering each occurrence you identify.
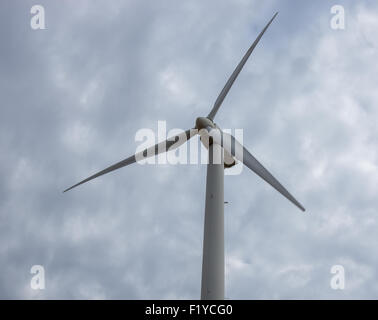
[240,144,305,212]
[208,128,305,212]
[207,12,278,120]
[63,129,196,192]
[63,155,135,193]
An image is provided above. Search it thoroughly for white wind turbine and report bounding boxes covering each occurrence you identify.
[64,12,305,300]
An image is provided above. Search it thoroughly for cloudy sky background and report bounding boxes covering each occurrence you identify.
[1,0,378,299]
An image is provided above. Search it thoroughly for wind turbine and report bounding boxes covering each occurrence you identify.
[64,12,305,300]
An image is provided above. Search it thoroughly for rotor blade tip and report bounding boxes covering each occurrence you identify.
[63,185,76,193]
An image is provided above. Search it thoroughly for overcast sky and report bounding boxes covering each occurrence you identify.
[1,0,378,299]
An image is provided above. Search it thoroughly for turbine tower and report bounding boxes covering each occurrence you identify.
[64,12,305,300]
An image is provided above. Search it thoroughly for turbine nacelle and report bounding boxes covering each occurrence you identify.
[195,117,216,131]
[195,116,218,149]
[195,117,237,168]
